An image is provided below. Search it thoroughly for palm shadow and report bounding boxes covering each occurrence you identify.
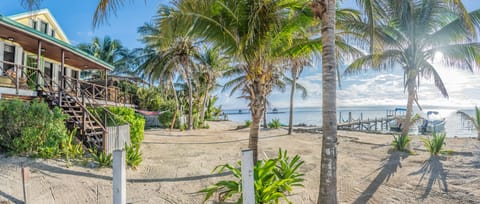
[408,156,448,199]
[353,151,408,204]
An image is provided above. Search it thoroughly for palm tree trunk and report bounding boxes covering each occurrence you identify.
[199,88,209,124]
[288,66,298,135]
[186,76,194,130]
[263,102,268,128]
[249,82,266,164]
[402,78,416,137]
[317,0,338,203]
[170,76,179,130]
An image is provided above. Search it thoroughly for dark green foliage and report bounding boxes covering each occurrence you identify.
[125,144,143,169]
[0,99,70,158]
[62,129,85,163]
[199,149,305,203]
[421,132,449,155]
[392,134,411,153]
[103,107,145,147]
[136,87,163,111]
[205,96,223,121]
[89,148,112,168]
[158,100,180,128]
[268,118,282,129]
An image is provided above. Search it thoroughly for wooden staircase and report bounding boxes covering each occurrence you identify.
[41,90,106,150]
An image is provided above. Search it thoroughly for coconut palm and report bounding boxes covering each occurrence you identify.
[311,0,338,202]
[457,107,480,140]
[196,47,229,124]
[158,0,315,162]
[77,36,132,77]
[345,0,480,137]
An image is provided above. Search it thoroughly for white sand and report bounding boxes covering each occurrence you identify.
[1,121,479,203]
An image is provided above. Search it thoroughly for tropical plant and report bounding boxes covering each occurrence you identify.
[245,120,252,128]
[457,107,480,140]
[77,36,134,77]
[199,149,304,203]
[62,129,85,163]
[268,118,282,129]
[89,148,113,168]
[125,144,143,169]
[160,0,316,163]
[345,0,480,137]
[421,132,449,155]
[136,86,163,111]
[392,134,411,153]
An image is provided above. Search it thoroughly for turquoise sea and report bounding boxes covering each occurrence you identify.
[223,106,478,138]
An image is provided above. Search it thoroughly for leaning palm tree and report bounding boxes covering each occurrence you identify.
[457,107,480,140]
[345,0,480,137]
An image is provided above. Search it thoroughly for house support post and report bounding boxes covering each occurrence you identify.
[105,70,108,105]
[60,50,65,105]
[36,40,42,91]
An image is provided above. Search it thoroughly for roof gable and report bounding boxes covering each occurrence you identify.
[8,9,70,44]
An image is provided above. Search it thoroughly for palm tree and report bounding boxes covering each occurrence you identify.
[311,0,338,202]
[159,0,314,162]
[196,47,229,124]
[77,36,132,77]
[457,107,480,140]
[345,0,480,136]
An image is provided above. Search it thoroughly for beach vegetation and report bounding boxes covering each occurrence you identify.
[245,120,252,128]
[392,134,411,153]
[199,149,304,203]
[89,148,113,168]
[345,0,480,137]
[62,129,85,164]
[125,144,143,169]
[421,132,450,155]
[457,107,480,140]
[268,118,282,129]
[0,99,72,159]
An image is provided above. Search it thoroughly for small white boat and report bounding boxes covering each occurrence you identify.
[419,111,446,134]
[388,108,406,132]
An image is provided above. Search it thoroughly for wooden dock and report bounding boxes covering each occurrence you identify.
[337,111,401,133]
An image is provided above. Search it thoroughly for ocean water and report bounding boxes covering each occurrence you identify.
[223,106,478,138]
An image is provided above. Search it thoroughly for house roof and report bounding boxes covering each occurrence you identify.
[0,13,113,71]
[8,9,70,44]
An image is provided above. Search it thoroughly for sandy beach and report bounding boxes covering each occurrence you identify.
[1,121,479,204]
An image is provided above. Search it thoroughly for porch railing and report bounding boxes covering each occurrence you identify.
[0,60,133,106]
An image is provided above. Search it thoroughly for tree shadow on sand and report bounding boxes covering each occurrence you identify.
[408,156,448,199]
[353,151,408,204]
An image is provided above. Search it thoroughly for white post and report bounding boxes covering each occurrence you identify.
[113,150,126,204]
[241,149,255,204]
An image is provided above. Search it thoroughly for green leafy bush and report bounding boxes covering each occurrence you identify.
[158,100,180,128]
[62,129,85,163]
[268,118,282,129]
[136,87,163,111]
[199,149,304,203]
[126,144,143,169]
[89,148,112,168]
[392,134,411,153]
[421,132,449,155]
[245,120,252,128]
[0,99,69,158]
[103,107,145,147]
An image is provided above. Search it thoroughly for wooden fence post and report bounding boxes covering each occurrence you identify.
[21,165,29,204]
[113,150,126,204]
[241,150,255,204]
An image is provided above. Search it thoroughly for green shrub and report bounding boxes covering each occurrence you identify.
[158,100,180,128]
[62,129,85,163]
[89,148,112,168]
[103,107,145,147]
[126,144,143,169]
[421,132,449,155]
[245,120,252,128]
[136,87,163,111]
[392,134,411,153]
[0,99,69,158]
[199,149,304,203]
[268,118,282,129]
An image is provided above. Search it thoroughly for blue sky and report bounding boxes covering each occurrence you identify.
[1,0,480,109]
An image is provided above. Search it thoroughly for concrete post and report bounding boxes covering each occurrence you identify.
[113,150,126,204]
[241,150,255,204]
